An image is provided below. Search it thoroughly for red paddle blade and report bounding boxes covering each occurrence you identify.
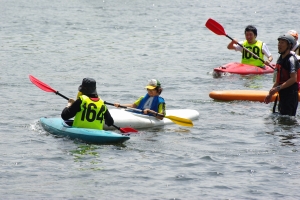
[29,75,56,93]
[205,18,227,36]
[119,127,138,133]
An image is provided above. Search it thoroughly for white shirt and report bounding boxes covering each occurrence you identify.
[292,41,299,52]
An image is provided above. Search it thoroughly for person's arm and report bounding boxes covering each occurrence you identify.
[61,99,82,120]
[279,55,299,90]
[263,55,273,66]
[279,72,297,89]
[114,97,142,108]
[227,39,239,50]
[262,43,273,65]
[156,102,166,120]
[114,103,137,108]
[264,82,279,104]
[142,109,163,120]
[104,108,114,126]
[292,41,299,52]
[143,102,166,120]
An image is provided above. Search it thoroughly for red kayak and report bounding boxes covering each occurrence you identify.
[214,62,275,75]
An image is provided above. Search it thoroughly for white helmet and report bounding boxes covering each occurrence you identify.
[278,34,296,49]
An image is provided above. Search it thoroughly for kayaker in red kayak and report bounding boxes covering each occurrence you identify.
[61,78,114,129]
[227,25,273,68]
[114,79,166,120]
[264,34,300,116]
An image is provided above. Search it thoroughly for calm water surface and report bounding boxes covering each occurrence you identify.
[1,0,300,199]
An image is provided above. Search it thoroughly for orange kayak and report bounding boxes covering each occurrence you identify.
[209,90,300,102]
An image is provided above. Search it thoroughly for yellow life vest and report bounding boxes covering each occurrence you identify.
[241,40,264,67]
[73,95,107,130]
[76,91,83,99]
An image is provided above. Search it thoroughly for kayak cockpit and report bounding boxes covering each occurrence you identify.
[63,120,73,127]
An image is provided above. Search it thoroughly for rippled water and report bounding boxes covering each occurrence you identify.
[1,0,300,199]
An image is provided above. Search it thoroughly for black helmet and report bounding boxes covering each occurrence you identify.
[278,34,296,49]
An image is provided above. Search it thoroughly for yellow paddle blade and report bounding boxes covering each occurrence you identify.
[165,115,193,127]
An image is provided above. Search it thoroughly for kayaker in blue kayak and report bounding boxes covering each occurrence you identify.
[61,78,114,129]
[264,34,300,116]
[227,25,273,67]
[114,79,166,120]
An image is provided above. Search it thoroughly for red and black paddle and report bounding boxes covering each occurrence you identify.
[29,75,138,134]
[205,18,274,70]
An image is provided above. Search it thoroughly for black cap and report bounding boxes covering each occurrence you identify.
[78,78,98,95]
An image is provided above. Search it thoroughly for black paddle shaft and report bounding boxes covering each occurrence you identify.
[56,91,69,101]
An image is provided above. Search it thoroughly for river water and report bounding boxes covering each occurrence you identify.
[1,0,300,199]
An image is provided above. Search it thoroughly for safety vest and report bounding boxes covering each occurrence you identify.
[276,53,300,84]
[241,40,264,67]
[136,94,165,114]
[73,95,107,130]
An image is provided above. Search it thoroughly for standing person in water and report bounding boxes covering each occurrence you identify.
[264,34,299,116]
[227,25,273,67]
[114,79,166,120]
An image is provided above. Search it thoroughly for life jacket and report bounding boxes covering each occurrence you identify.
[136,94,165,114]
[276,53,300,85]
[241,40,264,67]
[73,95,107,130]
[76,91,83,99]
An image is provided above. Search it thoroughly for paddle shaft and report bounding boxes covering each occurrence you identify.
[104,101,164,117]
[105,101,194,127]
[104,101,194,127]
[56,91,69,101]
[112,124,123,131]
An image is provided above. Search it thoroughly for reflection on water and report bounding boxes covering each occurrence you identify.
[278,133,298,147]
[266,114,299,146]
[272,114,298,126]
[242,75,264,89]
[69,143,127,171]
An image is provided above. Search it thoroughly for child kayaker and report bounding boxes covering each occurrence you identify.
[61,78,114,129]
[114,79,166,120]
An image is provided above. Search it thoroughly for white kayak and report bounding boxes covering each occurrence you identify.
[104,109,199,130]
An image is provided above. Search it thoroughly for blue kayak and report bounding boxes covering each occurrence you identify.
[40,117,130,144]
